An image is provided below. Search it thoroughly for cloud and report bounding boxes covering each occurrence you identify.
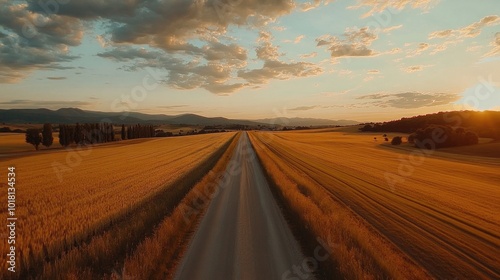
[429,15,500,40]
[363,76,375,82]
[289,105,320,111]
[431,40,462,55]
[237,30,323,86]
[403,40,459,57]
[301,0,321,12]
[300,0,333,12]
[1,0,298,86]
[0,2,84,82]
[483,32,500,57]
[156,105,188,109]
[0,99,94,109]
[466,45,482,53]
[357,92,459,108]
[98,29,322,94]
[386,48,402,55]
[238,60,323,84]
[97,47,163,62]
[428,29,453,39]
[300,52,317,59]
[256,31,281,60]
[294,35,305,44]
[96,35,109,48]
[256,43,281,60]
[402,64,433,73]
[0,70,26,84]
[406,42,429,57]
[348,0,436,18]
[317,27,378,59]
[258,31,272,43]
[422,16,499,56]
[47,77,66,80]
[202,42,247,63]
[98,46,245,94]
[71,0,295,52]
[88,1,324,94]
[337,69,353,76]
[382,25,403,33]
[319,86,359,97]
[362,69,383,82]
[203,83,247,95]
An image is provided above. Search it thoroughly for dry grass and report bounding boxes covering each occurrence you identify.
[0,133,235,279]
[249,131,499,279]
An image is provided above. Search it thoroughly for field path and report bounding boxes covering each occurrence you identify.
[174,133,313,280]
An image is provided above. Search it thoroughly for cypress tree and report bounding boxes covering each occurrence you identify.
[121,124,126,140]
[41,123,53,148]
[59,125,66,147]
[26,128,42,150]
[74,123,82,145]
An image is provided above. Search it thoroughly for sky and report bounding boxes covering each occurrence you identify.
[0,0,499,122]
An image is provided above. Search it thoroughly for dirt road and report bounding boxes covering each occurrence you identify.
[174,133,315,280]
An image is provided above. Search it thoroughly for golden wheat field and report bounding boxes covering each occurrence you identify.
[249,130,500,279]
[0,133,235,277]
[119,133,241,280]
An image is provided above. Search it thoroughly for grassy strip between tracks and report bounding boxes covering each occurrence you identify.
[116,132,241,280]
[248,132,430,280]
[22,133,237,280]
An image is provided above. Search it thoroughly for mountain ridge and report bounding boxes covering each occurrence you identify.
[0,108,360,126]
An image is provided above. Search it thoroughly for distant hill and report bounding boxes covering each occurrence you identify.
[255,117,360,126]
[0,108,146,124]
[167,114,260,126]
[363,111,500,139]
[0,108,357,127]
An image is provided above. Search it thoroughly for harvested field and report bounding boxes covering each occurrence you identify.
[249,130,499,279]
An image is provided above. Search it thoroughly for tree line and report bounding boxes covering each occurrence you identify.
[121,124,155,140]
[25,123,156,150]
[59,123,115,147]
[408,125,479,149]
[378,125,479,149]
[359,110,500,139]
